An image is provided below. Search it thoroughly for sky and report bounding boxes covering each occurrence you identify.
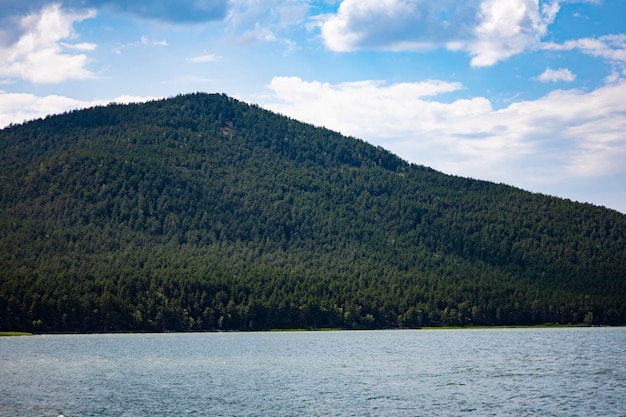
[1,0,626,213]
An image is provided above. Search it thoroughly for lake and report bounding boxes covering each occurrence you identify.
[1,328,625,416]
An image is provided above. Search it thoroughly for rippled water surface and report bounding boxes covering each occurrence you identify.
[1,328,625,416]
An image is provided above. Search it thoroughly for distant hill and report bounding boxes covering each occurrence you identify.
[1,93,625,332]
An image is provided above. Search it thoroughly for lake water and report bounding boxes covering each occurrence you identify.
[1,328,625,417]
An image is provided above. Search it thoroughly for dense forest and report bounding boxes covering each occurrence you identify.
[1,93,625,332]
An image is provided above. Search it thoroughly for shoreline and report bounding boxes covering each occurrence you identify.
[2,323,619,336]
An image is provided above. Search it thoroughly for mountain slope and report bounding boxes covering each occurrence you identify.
[1,93,625,331]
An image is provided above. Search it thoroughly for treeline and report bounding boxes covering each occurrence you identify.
[1,93,625,332]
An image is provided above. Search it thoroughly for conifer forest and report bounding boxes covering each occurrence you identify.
[1,93,625,332]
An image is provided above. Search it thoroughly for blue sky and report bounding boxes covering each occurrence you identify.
[1,0,625,213]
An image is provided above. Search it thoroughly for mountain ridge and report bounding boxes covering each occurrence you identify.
[1,92,625,331]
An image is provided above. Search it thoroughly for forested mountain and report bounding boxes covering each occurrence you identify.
[1,93,625,332]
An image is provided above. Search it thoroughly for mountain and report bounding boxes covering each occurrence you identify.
[1,93,625,332]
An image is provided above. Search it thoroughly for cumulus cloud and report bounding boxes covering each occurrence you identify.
[319,0,478,52]
[0,92,159,128]
[263,76,626,204]
[459,0,559,67]
[535,67,576,82]
[265,76,469,138]
[0,0,229,76]
[319,0,560,66]
[0,4,96,83]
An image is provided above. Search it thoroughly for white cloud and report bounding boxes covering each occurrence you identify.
[543,34,626,63]
[60,42,97,51]
[535,67,576,82]
[0,4,96,83]
[461,0,559,67]
[264,76,468,138]
[227,0,310,50]
[113,36,168,54]
[263,76,626,208]
[0,92,159,128]
[320,0,471,52]
[137,36,168,47]
[543,34,626,87]
[186,54,221,63]
[228,0,311,30]
[319,0,560,66]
